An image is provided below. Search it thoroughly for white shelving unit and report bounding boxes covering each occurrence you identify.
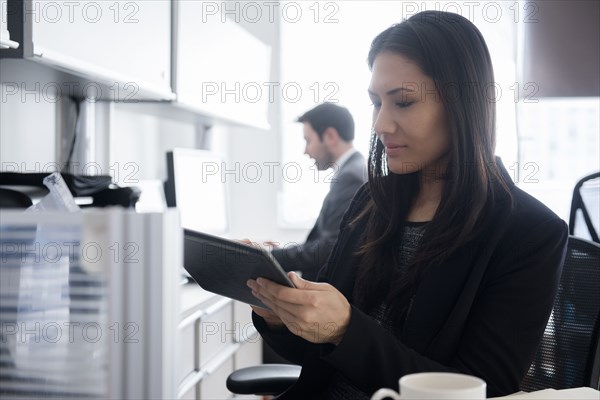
[1,0,272,127]
[0,2,272,395]
[177,285,262,399]
[0,209,181,398]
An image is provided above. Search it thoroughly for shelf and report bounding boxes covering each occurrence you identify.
[0,58,174,103]
[116,101,271,131]
[31,46,175,101]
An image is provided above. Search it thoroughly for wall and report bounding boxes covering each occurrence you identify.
[218,14,308,244]
[0,83,56,171]
[109,106,197,183]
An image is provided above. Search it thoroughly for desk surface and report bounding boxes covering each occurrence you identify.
[491,387,599,399]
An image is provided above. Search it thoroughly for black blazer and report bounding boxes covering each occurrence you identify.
[254,161,568,399]
[271,151,367,280]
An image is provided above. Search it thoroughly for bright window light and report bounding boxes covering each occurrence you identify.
[279,1,520,227]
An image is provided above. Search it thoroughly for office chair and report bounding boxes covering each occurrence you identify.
[520,236,600,391]
[226,363,301,396]
[569,172,600,243]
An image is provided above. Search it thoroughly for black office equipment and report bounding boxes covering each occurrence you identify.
[183,229,295,309]
[0,172,139,208]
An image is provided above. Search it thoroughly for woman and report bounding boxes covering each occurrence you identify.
[247,10,568,399]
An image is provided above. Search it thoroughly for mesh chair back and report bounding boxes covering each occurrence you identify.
[569,172,600,243]
[521,236,600,391]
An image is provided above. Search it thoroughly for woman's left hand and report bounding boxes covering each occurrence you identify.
[247,272,351,345]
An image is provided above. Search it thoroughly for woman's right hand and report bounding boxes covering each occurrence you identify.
[250,305,286,329]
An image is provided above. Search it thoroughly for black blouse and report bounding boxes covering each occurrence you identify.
[327,222,428,399]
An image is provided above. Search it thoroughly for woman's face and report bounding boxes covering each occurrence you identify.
[368,52,451,176]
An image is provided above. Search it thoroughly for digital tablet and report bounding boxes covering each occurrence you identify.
[183,229,295,309]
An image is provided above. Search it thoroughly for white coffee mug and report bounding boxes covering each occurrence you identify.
[371,372,486,400]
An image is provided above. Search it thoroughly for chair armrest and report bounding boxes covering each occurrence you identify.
[226,364,301,395]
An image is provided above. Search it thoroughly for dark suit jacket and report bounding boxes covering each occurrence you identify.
[254,161,568,399]
[271,151,367,281]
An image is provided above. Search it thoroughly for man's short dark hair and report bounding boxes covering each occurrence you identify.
[296,103,355,142]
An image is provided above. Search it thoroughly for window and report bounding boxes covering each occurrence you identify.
[517,98,600,221]
[279,1,520,227]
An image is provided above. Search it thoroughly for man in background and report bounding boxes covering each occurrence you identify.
[271,103,367,281]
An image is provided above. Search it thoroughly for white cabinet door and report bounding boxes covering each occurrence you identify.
[199,357,234,400]
[30,0,172,100]
[175,1,271,129]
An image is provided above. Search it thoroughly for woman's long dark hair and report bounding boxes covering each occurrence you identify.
[353,11,512,315]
